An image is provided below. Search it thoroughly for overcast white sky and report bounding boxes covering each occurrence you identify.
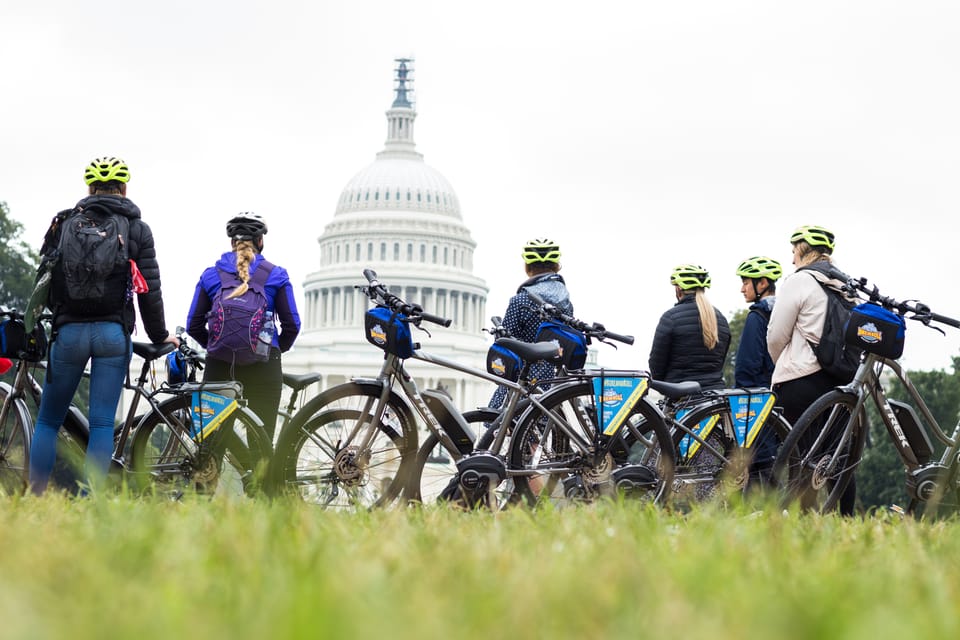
[3,1,960,372]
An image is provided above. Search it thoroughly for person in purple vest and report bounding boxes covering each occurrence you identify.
[186,213,301,440]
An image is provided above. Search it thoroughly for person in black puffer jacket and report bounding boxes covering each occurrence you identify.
[29,157,178,495]
[648,264,730,390]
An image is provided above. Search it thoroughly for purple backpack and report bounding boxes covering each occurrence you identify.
[205,260,275,366]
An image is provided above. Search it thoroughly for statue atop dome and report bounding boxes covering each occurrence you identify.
[392,58,414,109]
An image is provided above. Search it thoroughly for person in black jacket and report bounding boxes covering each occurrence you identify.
[29,156,178,495]
[734,255,782,484]
[648,264,730,390]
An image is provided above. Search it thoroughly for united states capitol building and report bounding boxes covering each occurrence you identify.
[283,59,496,411]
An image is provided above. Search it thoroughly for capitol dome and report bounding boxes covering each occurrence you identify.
[335,157,462,218]
[284,59,493,411]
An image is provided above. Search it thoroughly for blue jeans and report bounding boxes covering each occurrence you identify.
[29,322,131,494]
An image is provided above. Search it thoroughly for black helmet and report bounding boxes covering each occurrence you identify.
[226,212,268,241]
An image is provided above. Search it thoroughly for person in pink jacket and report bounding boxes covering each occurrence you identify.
[767,224,856,515]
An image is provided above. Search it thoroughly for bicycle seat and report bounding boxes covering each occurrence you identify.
[648,379,702,400]
[495,338,560,363]
[282,372,323,392]
[132,341,176,362]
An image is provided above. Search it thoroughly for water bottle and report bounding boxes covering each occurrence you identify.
[256,311,275,358]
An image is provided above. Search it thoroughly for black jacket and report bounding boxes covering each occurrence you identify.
[648,294,730,389]
[42,194,169,343]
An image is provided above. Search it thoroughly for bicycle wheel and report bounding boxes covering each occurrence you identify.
[269,382,418,510]
[405,408,501,506]
[508,380,674,507]
[771,390,866,513]
[129,394,272,498]
[0,384,30,495]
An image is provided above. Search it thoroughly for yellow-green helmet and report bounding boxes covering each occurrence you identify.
[670,264,711,290]
[736,256,782,281]
[522,238,561,264]
[790,225,835,253]
[84,157,131,185]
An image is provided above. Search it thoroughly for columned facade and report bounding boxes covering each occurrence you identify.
[283,59,494,412]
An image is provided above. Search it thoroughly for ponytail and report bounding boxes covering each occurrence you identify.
[226,240,257,300]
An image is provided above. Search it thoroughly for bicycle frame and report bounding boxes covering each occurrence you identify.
[822,353,960,504]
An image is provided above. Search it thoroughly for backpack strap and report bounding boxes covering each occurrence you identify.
[217,259,275,292]
[250,259,275,290]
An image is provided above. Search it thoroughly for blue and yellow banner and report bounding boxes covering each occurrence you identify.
[191,391,239,441]
[592,376,649,437]
[676,411,721,459]
[728,392,775,447]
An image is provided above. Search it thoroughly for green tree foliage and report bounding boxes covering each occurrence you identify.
[724,308,747,386]
[0,201,40,310]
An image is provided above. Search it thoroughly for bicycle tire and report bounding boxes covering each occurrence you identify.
[508,380,674,507]
[129,394,272,498]
[771,390,866,513]
[0,383,31,495]
[405,408,500,506]
[269,382,418,510]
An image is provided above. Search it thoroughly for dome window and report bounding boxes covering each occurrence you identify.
[406,191,411,201]
[375,191,379,201]
[385,191,389,200]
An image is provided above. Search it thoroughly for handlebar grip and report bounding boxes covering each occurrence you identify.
[526,289,547,306]
[826,265,852,283]
[930,311,960,329]
[419,311,452,328]
[602,331,635,346]
[363,268,379,284]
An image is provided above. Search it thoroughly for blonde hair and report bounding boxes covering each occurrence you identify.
[794,241,833,268]
[226,240,258,299]
[694,289,719,349]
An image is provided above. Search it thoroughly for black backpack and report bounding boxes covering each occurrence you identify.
[799,265,861,382]
[48,205,131,319]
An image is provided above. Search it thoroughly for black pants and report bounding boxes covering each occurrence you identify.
[774,370,857,516]
[203,348,283,441]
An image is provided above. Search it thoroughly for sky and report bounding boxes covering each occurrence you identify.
[3,1,960,372]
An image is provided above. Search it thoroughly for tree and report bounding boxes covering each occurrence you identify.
[724,308,747,386]
[0,201,40,310]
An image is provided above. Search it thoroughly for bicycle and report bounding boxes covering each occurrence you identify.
[48,327,273,497]
[488,301,793,509]
[268,269,547,509]
[447,300,674,509]
[0,309,84,494]
[771,270,960,517]
[269,269,677,510]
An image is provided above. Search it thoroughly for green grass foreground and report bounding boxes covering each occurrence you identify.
[0,495,958,640]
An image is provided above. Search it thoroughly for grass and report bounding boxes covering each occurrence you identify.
[0,494,958,640]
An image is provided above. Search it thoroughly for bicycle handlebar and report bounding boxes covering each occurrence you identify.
[525,290,634,346]
[483,316,512,339]
[359,268,453,328]
[837,272,960,330]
